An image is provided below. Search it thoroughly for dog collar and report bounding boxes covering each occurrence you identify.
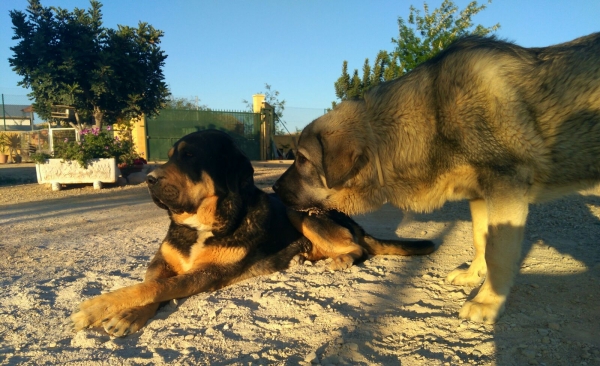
[366,117,385,187]
[374,150,385,187]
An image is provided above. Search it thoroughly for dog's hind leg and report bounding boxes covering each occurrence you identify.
[458,191,529,324]
[287,209,367,271]
[446,198,488,286]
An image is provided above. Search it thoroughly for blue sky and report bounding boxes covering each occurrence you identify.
[1,0,599,130]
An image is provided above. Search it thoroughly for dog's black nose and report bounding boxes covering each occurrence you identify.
[272,182,279,192]
[146,175,158,186]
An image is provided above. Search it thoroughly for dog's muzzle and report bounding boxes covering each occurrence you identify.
[146,172,183,213]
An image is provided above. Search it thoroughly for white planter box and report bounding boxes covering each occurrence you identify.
[36,158,119,190]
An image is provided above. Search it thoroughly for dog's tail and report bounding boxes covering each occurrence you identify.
[361,235,436,256]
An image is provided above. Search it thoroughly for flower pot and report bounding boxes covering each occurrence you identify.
[0,154,7,164]
[118,164,145,177]
[36,158,119,191]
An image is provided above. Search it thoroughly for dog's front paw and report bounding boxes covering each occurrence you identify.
[446,258,487,286]
[458,292,506,324]
[71,292,124,332]
[101,305,158,337]
[446,268,485,286]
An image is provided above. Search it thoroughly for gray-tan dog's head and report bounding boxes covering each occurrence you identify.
[273,100,383,215]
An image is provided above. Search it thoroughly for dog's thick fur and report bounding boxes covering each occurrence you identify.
[70,130,434,336]
[274,33,600,323]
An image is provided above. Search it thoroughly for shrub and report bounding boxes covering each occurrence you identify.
[48,126,144,168]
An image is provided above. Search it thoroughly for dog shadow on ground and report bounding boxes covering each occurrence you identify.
[344,191,600,364]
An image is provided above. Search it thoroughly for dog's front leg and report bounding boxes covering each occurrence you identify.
[72,252,178,336]
[458,192,528,323]
[446,198,488,285]
[97,254,180,337]
[72,267,227,336]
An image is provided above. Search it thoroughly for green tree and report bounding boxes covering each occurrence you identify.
[9,0,170,129]
[334,61,350,101]
[165,96,210,111]
[332,0,499,107]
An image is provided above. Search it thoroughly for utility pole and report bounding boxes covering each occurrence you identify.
[2,94,6,131]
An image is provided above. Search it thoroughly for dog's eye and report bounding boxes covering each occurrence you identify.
[185,152,193,157]
[296,154,307,165]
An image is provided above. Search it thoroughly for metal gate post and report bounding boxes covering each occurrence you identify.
[260,102,274,160]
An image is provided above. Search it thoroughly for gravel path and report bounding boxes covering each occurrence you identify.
[0,164,599,365]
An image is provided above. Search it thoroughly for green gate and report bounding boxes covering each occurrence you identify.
[146,109,262,161]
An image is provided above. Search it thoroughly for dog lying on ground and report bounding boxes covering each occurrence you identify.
[70,130,434,337]
[273,33,600,323]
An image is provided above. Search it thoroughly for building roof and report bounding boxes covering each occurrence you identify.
[1,104,33,119]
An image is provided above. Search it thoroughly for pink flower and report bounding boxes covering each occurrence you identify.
[106,126,112,131]
[64,138,69,143]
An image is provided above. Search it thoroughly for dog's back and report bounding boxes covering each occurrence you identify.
[371,33,600,201]
[527,34,600,191]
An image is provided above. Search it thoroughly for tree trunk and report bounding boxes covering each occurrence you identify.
[70,110,84,132]
[93,106,104,128]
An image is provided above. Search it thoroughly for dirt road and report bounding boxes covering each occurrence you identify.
[0,163,599,365]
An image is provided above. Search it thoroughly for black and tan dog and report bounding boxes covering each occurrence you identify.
[70,130,434,337]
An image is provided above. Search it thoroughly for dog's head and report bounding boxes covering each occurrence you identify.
[273,100,383,215]
[147,130,254,231]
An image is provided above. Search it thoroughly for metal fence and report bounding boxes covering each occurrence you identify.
[0,130,48,163]
[277,106,327,134]
[146,109,262,161]
[1,93,323,162]
[1,93,36,132]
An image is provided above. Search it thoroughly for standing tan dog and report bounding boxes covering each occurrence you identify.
[274,33,600,323]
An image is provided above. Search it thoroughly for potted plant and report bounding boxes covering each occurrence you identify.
[33,126,145,190]
[7,134,21,163]
[0,132,9,164]
[118,156,148,177]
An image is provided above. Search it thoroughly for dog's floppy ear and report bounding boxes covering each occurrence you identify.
[225,147,254,194]
[319,130,362,188]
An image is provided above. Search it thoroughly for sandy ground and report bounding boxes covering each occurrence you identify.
[0,162,599,366]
